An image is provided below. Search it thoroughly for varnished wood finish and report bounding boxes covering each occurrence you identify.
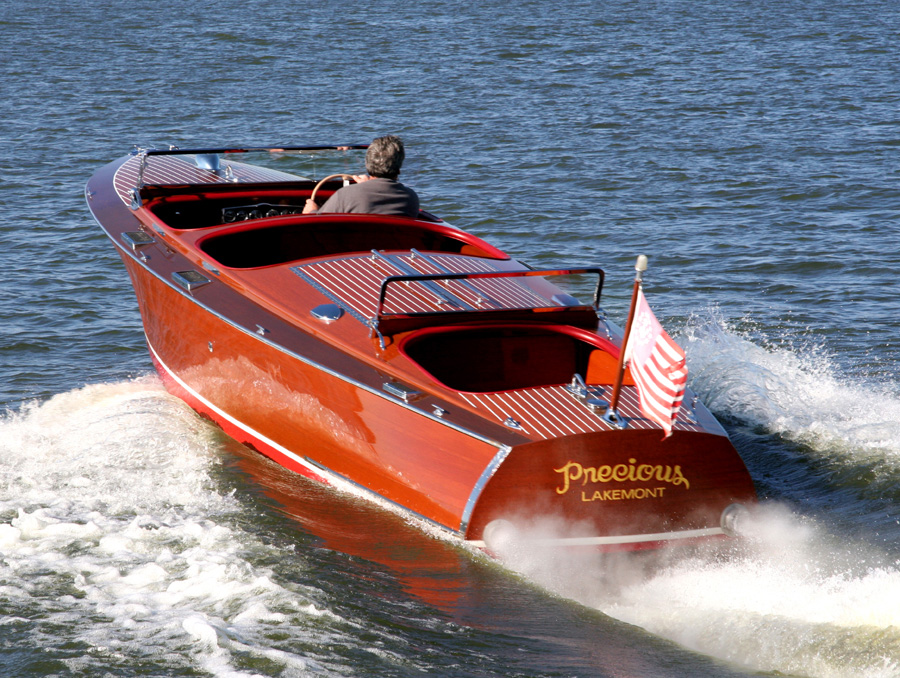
[87,151,758,549]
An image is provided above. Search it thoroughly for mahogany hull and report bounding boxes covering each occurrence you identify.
[87,149,758,551]
[121,254,506,534]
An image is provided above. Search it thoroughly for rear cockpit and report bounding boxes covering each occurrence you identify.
[401,324,626,392]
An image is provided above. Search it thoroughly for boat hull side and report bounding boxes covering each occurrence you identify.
[120,255,506,535]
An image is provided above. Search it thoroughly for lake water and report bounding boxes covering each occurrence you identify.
[2,0,900,676]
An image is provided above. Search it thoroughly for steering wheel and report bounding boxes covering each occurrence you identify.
[309,173,357,207]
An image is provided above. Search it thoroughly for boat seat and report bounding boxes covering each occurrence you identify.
[585,348,634,386]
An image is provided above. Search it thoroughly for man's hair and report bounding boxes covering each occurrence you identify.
[365,135,405,179]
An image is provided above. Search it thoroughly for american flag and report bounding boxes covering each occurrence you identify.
[624,288,687,437]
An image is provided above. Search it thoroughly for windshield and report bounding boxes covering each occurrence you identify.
[133,145,370,185]
[230,146,369,181]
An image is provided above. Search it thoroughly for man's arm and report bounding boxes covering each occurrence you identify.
[302,175,371,214]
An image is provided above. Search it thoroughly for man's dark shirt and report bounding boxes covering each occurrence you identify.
[318,177,420,218]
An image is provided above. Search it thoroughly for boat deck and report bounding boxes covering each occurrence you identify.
[113,153,300,203]
[292,251,548,323]
[459,384,703,438]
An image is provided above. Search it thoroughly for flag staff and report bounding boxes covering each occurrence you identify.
[604,254,648,425]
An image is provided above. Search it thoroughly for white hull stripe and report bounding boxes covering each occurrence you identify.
[148,341,331,480]
[466,525,725,549]
[145,340,504,537]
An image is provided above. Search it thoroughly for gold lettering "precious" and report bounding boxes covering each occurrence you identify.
[554,459,690,495]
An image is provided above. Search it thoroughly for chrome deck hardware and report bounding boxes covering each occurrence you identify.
[565,373,589,400]
[503,417,523,430]
[383,381,424,403]
[311,304,344,324]
[121,231,155,251]
[565,373,611,415]
[172,270,211,292]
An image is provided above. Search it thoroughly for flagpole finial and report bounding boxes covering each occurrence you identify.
[635,255,648,282]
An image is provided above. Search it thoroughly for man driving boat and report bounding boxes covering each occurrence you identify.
[303,135,420,218]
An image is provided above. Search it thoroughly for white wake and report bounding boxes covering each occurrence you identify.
[0,380,350,677]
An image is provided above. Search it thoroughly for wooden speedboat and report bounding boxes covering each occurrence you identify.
[86,145,756,552]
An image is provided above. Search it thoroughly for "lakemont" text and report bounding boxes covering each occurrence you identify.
[581,487,667,502]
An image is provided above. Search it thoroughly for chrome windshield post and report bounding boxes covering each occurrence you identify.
[368,318,386,351]
[129,148,149,211]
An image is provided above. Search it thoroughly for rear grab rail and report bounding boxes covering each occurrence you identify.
[371,267,605,338]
